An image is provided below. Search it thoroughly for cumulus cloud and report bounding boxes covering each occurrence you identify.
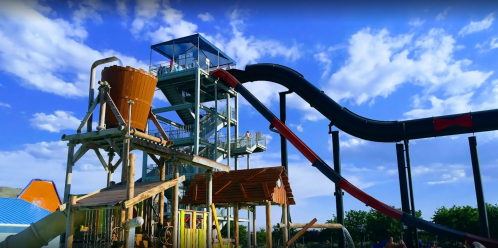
[458,12,495,36]
[0,140,145,195]
[320,28,492,106]
[198,12,213,22]
[0,102,11,108]
[0,1,148,98]
[30,110,83,133]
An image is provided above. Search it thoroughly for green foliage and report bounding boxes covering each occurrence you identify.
[220,221,249,247]
[432,203,498,240]
[256,228,267,245]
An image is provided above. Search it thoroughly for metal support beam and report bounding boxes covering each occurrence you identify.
[396,143,414,248]
[107,151,114,187]
[235,93,239,170]
[331,130,344,248]
[152,103,195,114]
[468,136,490,238]
[252,207,257,248]
[404,140,419,244]
[206,170,213,248]
[227,93,231,168]
[279,91,292,246]
[60,142,75,247]
[87,56,119,132]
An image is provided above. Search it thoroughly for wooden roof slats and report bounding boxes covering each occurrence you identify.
[180,166,295,206]
[245,168,267,182]
[215,181,232,195]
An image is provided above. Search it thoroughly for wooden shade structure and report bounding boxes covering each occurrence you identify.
[180,166,295,206]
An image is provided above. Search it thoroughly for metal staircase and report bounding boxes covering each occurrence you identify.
[159,85,195,125]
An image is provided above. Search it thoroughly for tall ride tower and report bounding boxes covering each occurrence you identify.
[144,34,267,234]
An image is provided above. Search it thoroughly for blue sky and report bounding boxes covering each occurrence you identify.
[1,0,498,232]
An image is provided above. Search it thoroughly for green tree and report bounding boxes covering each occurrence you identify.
[432,205,479,235]
[366,208,402,243]
[256,228,266,246]
[344,210,368,247]
[221,222,249,247]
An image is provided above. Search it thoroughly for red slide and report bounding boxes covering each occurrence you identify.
[210,68,498,247]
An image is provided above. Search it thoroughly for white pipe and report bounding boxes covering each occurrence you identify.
[87,56,119,132]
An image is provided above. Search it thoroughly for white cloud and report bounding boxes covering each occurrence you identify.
[322,28,492,106]
[30,110,82,133]
[290,123,304,132]
[147,3,198,43]
[0,140,142,196]
[0,1,148,98]
[70,0,104,26]
[458,12,495,36]
[340,137,366,148]
[403,93,474,119]
[436,7,451,21]
[314,51,332,78]
[408,18,425,27]
[0,102,11,108]
[130,0,161,37]
[198,12,213,22]
[116,0,128,17]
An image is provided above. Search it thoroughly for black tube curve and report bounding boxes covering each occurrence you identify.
[228,63,498,142]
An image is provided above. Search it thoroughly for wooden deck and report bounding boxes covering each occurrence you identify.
[74,177,184,209]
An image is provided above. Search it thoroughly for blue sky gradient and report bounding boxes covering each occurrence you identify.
[1,0,498,230]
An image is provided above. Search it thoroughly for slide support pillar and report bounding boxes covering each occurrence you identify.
[404,140,419,244]
[279,91,292,246]
[468,136,490,238]
[330,129,344,248]
[396,143,414,248]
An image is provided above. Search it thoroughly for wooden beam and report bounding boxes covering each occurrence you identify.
[265,201,271,248]
[215,181,232,195]
[93,148,109,172]
[193,183,198,201]
[245,168,267,182]
[105,138,121,156]
[72,145,89,164]
[278,223,343,229]
[148,153,162,166]
[262,182,270,199]
[234,203,239,247]
[149,110,171,143]
[111,157,122,172]
[122,176,185,209]
[286,218,318,247]
[240,183,247,199]
[252,207,257,248]
[159,157,165,225]
[74,184,119,203]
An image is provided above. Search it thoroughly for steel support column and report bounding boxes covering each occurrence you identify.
[468,136,490,238]
[235,93,239,170]
[279,91,292,246]
[396,143,414,248]
[330,130,344,248]
[60,142,76,247]
[193,68,201,174]
[404,140,419,244]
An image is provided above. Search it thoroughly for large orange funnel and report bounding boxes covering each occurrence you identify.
[102,65,157,132]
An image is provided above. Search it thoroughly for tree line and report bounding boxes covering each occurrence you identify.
[225,203,498,247]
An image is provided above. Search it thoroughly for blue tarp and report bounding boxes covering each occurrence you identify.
[151,33,236,67]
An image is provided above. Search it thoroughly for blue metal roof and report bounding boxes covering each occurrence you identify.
[151,33,236,67]
[0,197,51,224]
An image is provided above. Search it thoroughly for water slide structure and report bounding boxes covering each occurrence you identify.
[210,63,498,247]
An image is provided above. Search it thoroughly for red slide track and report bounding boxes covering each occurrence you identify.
[211,68,498,247]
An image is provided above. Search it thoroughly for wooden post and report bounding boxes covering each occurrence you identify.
[266,201,271,248]
[65,195,77,248]
[124,153,136,248]
[107,151,114,187]
[282,204,288,247]
[286,218,317,247]
[159,157,166,224]
[206,170,213,248]
[234,203,239,247]
[172,163,180,248]
[253,207,257,248]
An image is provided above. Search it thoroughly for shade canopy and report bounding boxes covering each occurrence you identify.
[151,33,236,67]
